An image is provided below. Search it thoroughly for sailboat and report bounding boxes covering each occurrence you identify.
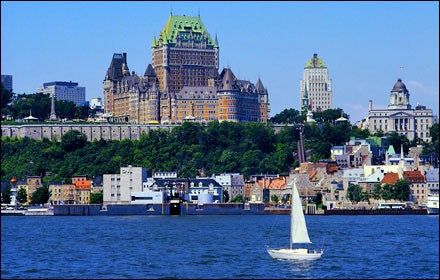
[266,178,323,260]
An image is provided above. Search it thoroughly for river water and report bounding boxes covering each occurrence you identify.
[1,215,438,279]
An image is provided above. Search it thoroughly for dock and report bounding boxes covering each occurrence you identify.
[324,208,428,215]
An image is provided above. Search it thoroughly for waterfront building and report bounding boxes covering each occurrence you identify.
[365,78,437,142]
[91,176,103,194]
[299,53,332,113]
[23,176,43,204]
[103,165,147,206]
[49,183,75,205]
[358,168,386,197]
[1,74,13,91]
[37,81,86,106]
[403,170,427,203]
[130,190,164,204]
[425,168,439,196]
[187,178,223,204]
[256,175,290,204]
[73,176,91,204]
[214,173,244,201]
[148,177,223,204]
[103,13,269,124]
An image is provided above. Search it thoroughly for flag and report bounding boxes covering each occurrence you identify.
[399,66,404,69]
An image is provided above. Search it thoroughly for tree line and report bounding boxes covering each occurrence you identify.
[1,83,91,121]
[346,179,411,203]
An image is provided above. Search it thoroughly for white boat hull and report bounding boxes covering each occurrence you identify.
[427,195,439,215]
[267,248,323,260]
[427,207,439,215]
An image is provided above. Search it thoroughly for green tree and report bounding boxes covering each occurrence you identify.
[55,99,76,119]
[394,178,410,201]
[386,132,410,155]
[270,194,279,204]
[314,192,323,205]
[12,92,53,120]
[1,83,14,113]
[17,188,28,204]
[74,105,90,120]
[423,123,439,155]
[223,190,230,203]
[269,108,304,124]
[30,185,50,205]
[314,108,349,124]
[231,195,243,203]
[347,184,363,203]
[1,185,11,204]
[90,192,103,204]
[429,123,439,141]
[350,125,371,139]
[360,191,370,203]
[372,183,382,200]
[381,184,394,201]
[61,130,87,152]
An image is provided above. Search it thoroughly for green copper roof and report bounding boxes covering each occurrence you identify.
[366,136,381,147]
[154,14,218,47]
[305,54,326,68]
[386,145,396,155]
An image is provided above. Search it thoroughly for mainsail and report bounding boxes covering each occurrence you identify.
[290,181,311,246]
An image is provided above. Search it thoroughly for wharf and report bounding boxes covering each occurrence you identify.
[1,208,54,216]
[1,209,26,216]
[324,208,428,215]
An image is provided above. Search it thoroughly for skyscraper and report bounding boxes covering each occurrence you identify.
[1,75,13,92]
[299,53,332,113]
[37,81,86,106]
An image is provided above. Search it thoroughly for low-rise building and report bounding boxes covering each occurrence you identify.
[404,170,427,203]
[103,165,147,206]
[49,183,75,205]
[425,168,439,195]
[214,173,244,201]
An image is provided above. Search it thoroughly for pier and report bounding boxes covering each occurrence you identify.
[324,208,428,215]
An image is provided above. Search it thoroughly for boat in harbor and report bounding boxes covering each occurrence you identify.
[266,178,323,260]
[427,195,439,215]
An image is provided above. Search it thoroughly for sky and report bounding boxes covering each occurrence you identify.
[1,1,439,124]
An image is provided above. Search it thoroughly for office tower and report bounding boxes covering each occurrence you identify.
[37,81,86,106]
[299,53,332,113]
[1,75,13,92]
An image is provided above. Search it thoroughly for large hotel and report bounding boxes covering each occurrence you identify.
[103,13,269,124]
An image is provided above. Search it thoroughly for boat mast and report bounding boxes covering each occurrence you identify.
[290,180,295,249]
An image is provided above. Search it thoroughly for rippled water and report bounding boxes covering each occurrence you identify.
[1,215,438,279]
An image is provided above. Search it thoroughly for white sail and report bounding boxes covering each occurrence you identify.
[266,178,322,260]
[290,181,311,244]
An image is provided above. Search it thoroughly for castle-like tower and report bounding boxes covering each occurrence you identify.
[299,53,332,113]
[152,13,219,94]
[103,13,269,124]
[103,53,160,123]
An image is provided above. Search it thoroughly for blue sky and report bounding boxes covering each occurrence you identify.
[1,1,439,124]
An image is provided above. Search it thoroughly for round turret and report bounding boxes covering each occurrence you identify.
[392,78,407,91]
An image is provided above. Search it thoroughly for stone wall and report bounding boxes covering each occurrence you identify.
[1,124,174,141]
[1,123,288,142]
